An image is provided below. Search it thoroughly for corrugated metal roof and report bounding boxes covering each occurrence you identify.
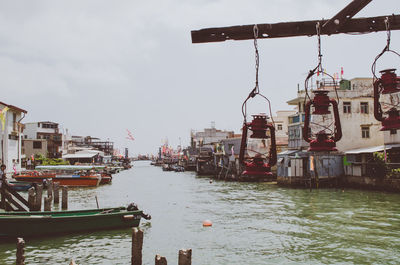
[345,144,400,154]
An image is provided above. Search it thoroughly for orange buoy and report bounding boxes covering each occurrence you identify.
[203,220,212,227]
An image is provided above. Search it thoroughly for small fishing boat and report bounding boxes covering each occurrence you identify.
[14,172,101,187]
[0,206,147,238]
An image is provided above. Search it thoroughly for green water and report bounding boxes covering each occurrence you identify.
[1,161,400,264]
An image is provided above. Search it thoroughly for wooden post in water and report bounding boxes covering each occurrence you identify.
[131,228,143,265]
[16,237,25,265]
[53,182,60,204]
[61,186,68,210]
[155,254,167,265]
[178,249,192,265]
[28,187,36,211]
[35,184,43,211]
[44,195,52,211]
[47,179,53,198]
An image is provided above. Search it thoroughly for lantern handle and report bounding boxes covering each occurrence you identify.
[241,92,275,127]
[371,17,400,80]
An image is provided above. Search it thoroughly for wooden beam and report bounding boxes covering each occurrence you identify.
[322,0,373,34]
[191,14,400,43]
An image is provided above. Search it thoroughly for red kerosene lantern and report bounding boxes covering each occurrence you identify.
[374,68,400,130]
[303,90,342,152]
[239,114,276,179]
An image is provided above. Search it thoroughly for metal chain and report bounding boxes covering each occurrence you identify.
[316,22,322,73]
[242,24,275,126]
[385,17,391,51]
[253,24,260,94]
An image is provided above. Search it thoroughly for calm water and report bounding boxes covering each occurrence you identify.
[1,161,400,264]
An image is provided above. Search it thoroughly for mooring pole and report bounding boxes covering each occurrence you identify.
[53,182,60,204]
[16,238,25,265]
[131,228,143,265]
[178,249,192,265]
[61,186,68,210]
[155,254,167,265]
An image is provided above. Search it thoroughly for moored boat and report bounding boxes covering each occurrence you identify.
[7,181,33,191]
[0,207,144,238]
[14,173,101,187]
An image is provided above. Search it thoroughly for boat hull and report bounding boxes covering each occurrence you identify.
[0,207,142,238]
[14,175,100,187]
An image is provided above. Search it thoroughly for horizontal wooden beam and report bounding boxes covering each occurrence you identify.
[322,0,372,34]
[191,14,400,43]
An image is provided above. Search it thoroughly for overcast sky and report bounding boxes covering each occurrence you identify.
[1,0,399,155]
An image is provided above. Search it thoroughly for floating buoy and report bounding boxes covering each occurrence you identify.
[209,179,213,184]
[203,220,212,227]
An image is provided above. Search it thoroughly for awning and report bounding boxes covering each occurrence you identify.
[345,144,400,154]
[62,153,100,159]
[278,150,299,156]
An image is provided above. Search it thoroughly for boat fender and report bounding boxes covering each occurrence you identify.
[123,214,135,220]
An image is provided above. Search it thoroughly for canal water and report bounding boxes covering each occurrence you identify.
[1,160,400,264]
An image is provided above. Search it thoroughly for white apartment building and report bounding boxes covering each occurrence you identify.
[0,101,27,174]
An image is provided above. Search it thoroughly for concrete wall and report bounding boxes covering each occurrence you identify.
[22,139,48,158]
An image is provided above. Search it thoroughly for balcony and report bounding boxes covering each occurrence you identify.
[289,114,305,124]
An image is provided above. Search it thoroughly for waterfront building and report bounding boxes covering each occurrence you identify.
[191,123,234,148]
[62,147,105,164]
[68,135,114,156]
[0,101,27,174]
[272,110,296,153]
[23,121,63,158]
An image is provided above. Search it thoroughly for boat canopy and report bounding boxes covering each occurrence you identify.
[35,165,106,170]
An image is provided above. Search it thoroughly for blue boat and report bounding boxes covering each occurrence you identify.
[7,181,33,191]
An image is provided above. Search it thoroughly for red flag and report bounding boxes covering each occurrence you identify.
[341,67,344,76]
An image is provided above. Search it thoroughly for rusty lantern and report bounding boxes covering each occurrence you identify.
[303,90,342,152]
[374,68,400,131]
[239,114,277,179]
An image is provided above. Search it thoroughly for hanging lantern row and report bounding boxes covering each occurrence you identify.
[372,18,400,131]
[238,25,277,180]
[302,22,342,152]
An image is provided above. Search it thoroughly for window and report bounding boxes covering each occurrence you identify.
[277,124,283,131]
[361,126,370,138]
[33,141,42,149]
[360,102,369,114]
[391,129,397,135]
[343,102,351,113]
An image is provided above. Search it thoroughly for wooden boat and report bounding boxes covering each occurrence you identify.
[36,165,111,185]
[0,207,142,238]
[7,181,33,191]
[14,172,101,187]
